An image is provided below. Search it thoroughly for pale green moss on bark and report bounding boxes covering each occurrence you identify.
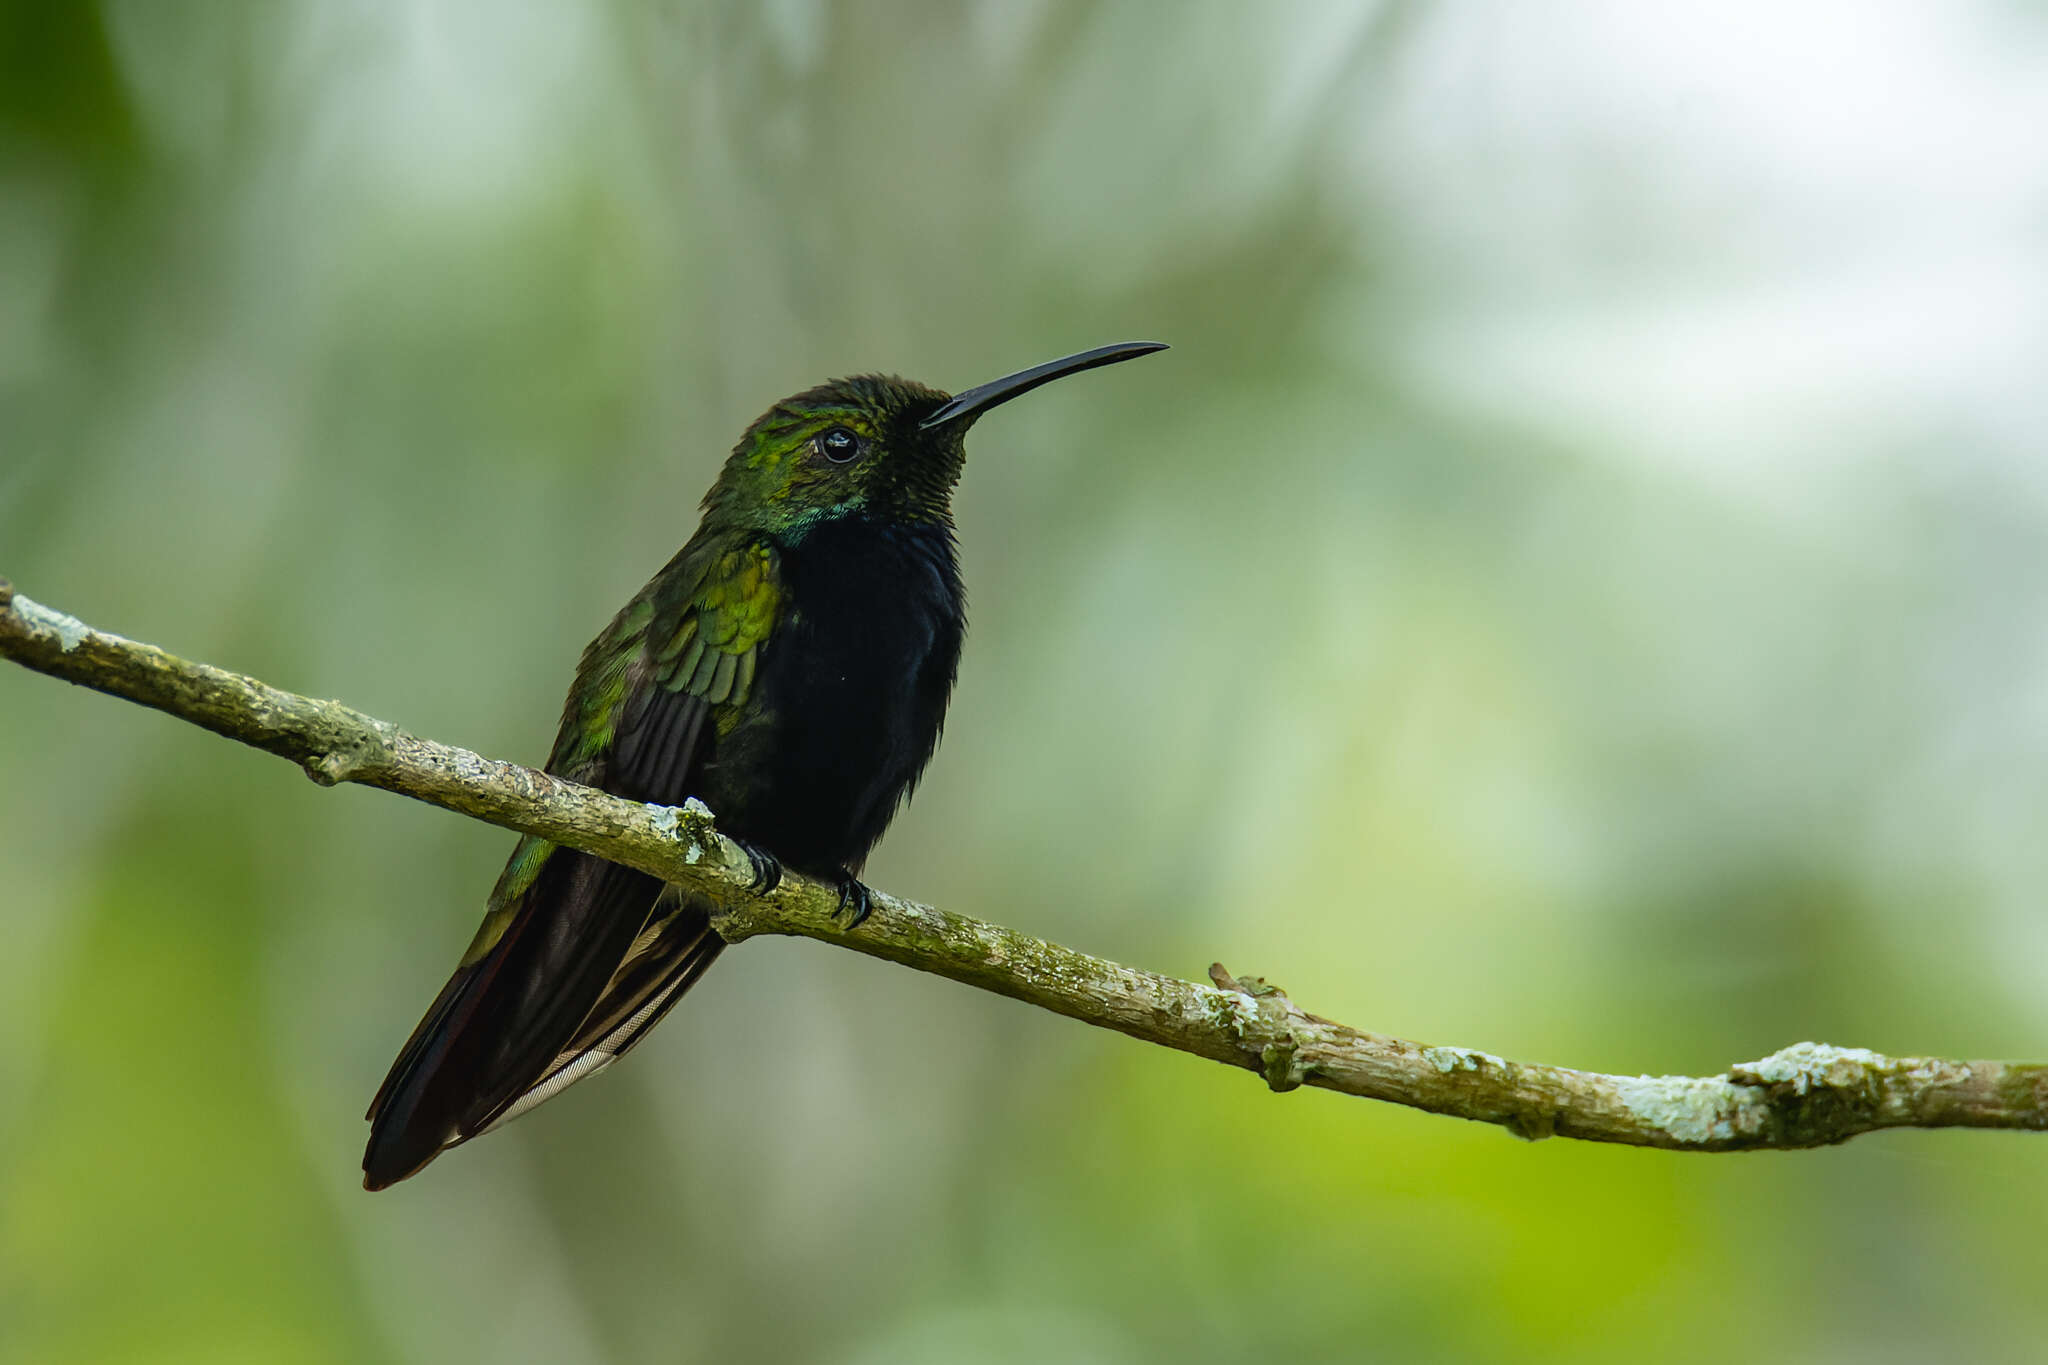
[1609,1075,1747,1146]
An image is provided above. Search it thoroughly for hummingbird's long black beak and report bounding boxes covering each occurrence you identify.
[921,341,1168,430]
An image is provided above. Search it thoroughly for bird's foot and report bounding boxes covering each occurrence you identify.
[832,869,874,930]
[731,839,783,896]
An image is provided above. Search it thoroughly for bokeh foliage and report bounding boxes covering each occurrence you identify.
[5,3,2047,1362]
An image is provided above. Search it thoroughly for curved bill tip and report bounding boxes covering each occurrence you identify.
[921,341,1168,430]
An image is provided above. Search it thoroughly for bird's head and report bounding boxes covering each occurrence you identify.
[703,342,1166,541]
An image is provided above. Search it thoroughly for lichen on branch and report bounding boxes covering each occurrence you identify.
[4,575,2044,1151]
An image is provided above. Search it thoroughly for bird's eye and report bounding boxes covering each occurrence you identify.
[816,427,863,464]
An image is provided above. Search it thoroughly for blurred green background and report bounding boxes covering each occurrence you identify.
[5,2,2048,1361]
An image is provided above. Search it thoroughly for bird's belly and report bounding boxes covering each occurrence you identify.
[692,516,964,874]
[699,603,957,876]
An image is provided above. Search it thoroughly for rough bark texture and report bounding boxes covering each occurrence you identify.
[5,576,2044,1151]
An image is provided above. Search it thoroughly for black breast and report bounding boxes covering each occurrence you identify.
[701,515,964,876]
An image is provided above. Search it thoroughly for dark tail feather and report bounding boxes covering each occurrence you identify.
[473,897,725,1136]
[546,894,724,1070]
[362,850,667,1190]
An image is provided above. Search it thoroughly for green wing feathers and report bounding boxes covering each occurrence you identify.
[458,540,782,968]
[362,537,784,1188]
[654,541,780,703]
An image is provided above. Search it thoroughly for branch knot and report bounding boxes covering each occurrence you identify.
[1210,963,1318,1092]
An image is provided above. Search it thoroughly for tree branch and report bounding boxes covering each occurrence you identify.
[4,575,2043,1151]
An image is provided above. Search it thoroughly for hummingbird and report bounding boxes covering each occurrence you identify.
[362,341,1167,1189]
